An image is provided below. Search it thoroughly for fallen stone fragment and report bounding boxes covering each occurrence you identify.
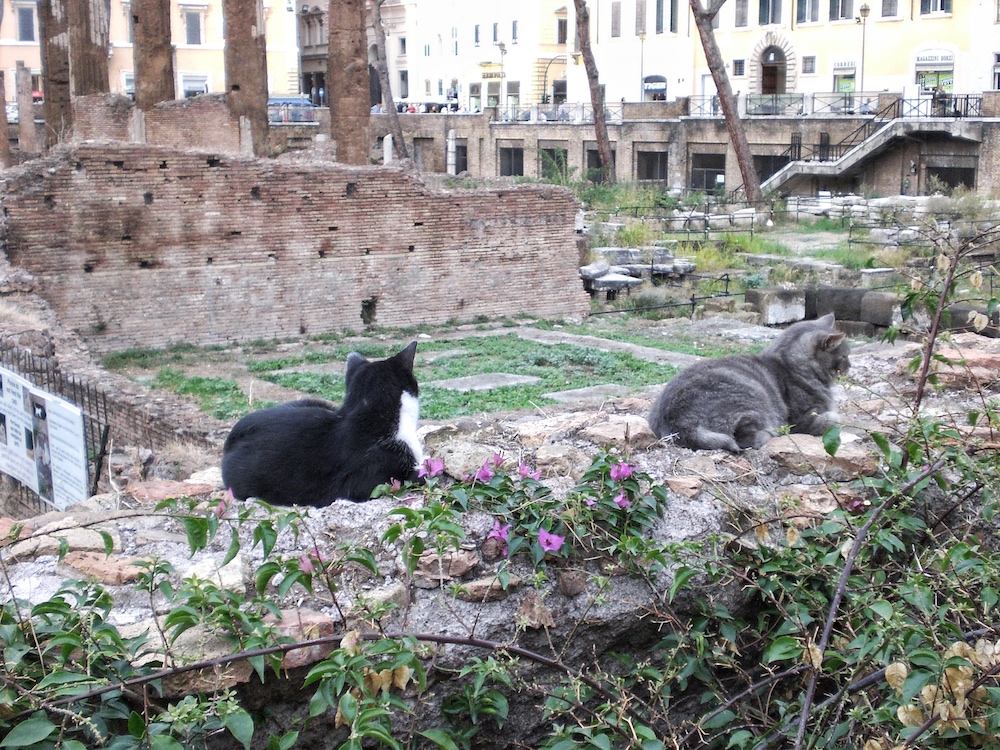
[453,575,522,602]
[58,551,149,585]
[763,435,878,480]
[264,608,338,669]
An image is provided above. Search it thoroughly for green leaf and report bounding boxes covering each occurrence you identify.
[224,711,254,750]
[822,425,841,456]
[763,636,800,664]
[417,729,461,750]
[702,709,736,731]
[338,691,358,725]
[0,717,56,747]
[726,730,753,749]
[128,711,147,739]
[868,599,893,621]
[221,527,241,567]
[668,566,697,602]
[181,516,210,552]
[267,732,299,750]
[99,529,115,555]
[150,735,185,750]
[589,733,613,750]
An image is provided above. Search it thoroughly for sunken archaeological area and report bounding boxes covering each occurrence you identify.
[1,142,588,354]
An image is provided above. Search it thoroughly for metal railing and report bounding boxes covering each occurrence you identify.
[812,92,879,116]
[0,346,110,516]
[745,93,805,116]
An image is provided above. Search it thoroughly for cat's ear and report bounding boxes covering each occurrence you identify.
[819,331,846,350]
[394,341,418,373]
[817,312,836,327]
[345,352,368,387]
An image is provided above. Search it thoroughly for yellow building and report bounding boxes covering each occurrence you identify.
[0,0,302,103]
[565,1,997,107]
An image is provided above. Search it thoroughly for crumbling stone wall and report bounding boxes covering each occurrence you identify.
[0,143,588,354]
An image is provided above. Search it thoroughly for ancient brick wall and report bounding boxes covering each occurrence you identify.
[0,144,588,354]
[144,96,241,153]
[72,94,134,142]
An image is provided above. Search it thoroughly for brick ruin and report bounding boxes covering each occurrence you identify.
[0,142,589,355]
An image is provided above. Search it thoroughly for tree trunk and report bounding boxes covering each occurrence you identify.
[38,0,72,147]
[328,0,371,165]
[0,72,13,167]
[222,0,270,157]
[371,0,406,159]
[68,0,111,95]
[132,0,176,108]
[572,0,615,184]
[15,62,40,154]
[689,0,762,203]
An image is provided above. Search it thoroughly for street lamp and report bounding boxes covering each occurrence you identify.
[858,4,870,95]
[638,31,646,102]
[540,55,562,105]
[497,42,507,112]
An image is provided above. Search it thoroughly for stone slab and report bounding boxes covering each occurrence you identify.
[425,373,541,392]
[541,384,629,403]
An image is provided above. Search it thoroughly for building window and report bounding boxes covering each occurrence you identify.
[611,2,622,36]
[474,24,480,46]
[557,18,568,43]
[759,0,781,25]
[123,71,135,98]
[493,22,499,42]
[993,54,1000,88]
[455,141,468,173]
[541,148,568,181]
[184,10,203,45]
[499,147,524,176]
[655,0,664,31]
[511,20,518,43]
[469,83,481,111]
[586,148,616,182]
[399,37,407,55]
[425,79,431,95]
[802,55,816,73]
[506,81,520,109]
[636,151,668,181]
[881,0,898,16]
[691,153,726,191]
[423,44,430,56]
[669,0,678,31]
[797,0,819,22]
[399,70,409,98]
[920,0,950,12]
[733,59,745,76]
[636,0,647,34]
[15,4,36,42]
[181,74,208,97]
[829,0,852,20]
[734,0,748,26]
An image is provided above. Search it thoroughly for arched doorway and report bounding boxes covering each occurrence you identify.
[760,45,787,94]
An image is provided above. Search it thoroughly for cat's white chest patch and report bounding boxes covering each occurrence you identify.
[396,392,424,468]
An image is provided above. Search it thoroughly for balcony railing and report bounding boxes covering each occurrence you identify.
[745,93,804,116]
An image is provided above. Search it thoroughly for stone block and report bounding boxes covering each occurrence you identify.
[810,287,868,321]
[859,292,901,327]
[859,268,901,288]
[743,288,806,325]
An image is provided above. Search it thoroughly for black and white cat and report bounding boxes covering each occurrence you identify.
[221,342,424,505]
[647,314,850,452]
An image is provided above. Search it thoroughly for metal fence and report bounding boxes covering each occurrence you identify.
[0,346,110,516]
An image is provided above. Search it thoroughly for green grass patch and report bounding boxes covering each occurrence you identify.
[102,343,203,370]
[152,369,271,421]
[258,334,677,421]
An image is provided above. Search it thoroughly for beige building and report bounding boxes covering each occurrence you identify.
[0,0,303,103]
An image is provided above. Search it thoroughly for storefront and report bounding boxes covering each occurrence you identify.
[832,60,856,93]
[914,50,954,94]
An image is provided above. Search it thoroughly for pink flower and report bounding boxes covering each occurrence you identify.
[475,462,495,482]
[389,479,402,492]
[583,497,597,507]
[487,520,512,544]
[418,456,445,478]
[613,491,631,509]
[518,462,541,480]
[491,452,505,469]
[215,490,233,518]
[609,462,634,482]
[299,554,316,574]
[538,528,565,553]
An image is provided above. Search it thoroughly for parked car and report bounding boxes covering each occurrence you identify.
[267,97,317,124]
[5,103,17,124]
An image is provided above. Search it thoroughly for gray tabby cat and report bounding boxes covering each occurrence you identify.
[647,313,850,452]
